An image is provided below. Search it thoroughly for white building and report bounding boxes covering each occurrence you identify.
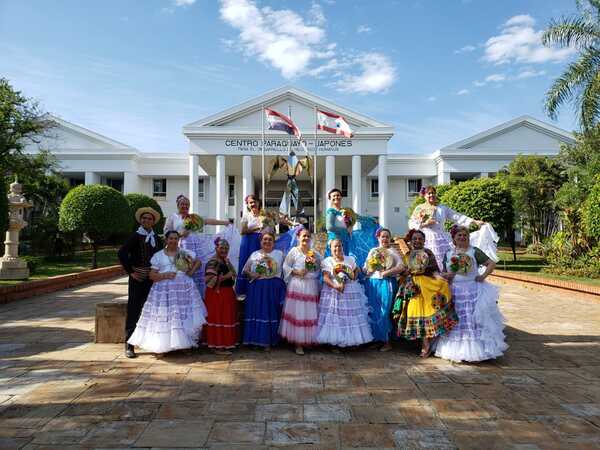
[27,86,576,234]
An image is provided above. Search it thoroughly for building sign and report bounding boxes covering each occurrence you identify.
[224,138,353,154]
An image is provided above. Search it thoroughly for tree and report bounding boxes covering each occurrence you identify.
[58,185,131,268]
[499,155,565,244]
[582,177,600,239]
[0,177,7,240]
[0,78,52,175]
[542,0,600,131]
[124,193,165,234]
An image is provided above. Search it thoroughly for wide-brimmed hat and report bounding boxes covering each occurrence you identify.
[135,207,161,224]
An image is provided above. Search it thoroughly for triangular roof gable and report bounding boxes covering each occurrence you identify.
[44,114,136,150]
[442,115,575,150]
[184,86,391,129]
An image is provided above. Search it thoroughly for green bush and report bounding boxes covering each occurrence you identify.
[582,178,600,240]
[124,193,165,234]
[21,255,45,274]
[546,244,600,278]
[59,185,130,268]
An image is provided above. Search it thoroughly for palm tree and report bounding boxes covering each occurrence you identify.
[543,0,600,131]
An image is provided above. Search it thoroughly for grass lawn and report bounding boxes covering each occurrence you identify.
[0,247,119,286]
[496,248,600,287]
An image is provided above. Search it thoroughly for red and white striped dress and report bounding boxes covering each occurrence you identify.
[279,247,322,345]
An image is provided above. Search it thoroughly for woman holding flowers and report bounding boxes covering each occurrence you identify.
[279,227,322,355]
[364,228,404,351]
[434,225,507,363]
[128,230,207,354]
[236,194,263,297]
[316,238,373,348]
[204,237,239,355]
[164,194,231,296]
[325,188,378,269]
[409,186,485,270]
[392,229,457,358]
[242,230,286,350]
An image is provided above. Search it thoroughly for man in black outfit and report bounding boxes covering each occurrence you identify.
[118,207,162,358]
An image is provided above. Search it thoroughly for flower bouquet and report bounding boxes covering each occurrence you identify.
[408,249,429,274]
[448,253,472,274]
[255,256,276,277]
[367,248,392,272]
[183,214,204,232]
[305,250,318,272]
[340,208,357,228]
[174,251,193,273]
[258,210,278,230]
[416,204,436,225]
[333,263,353,285]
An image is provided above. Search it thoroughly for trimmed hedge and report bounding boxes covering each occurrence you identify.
[125,193,165,234]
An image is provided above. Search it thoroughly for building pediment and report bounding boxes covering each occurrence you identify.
[441,115,575,153]
[182,86,393,137]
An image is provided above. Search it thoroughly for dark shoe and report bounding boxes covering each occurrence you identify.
[125,344,136,358]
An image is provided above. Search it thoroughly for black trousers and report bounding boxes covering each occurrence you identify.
[125,276,153,341]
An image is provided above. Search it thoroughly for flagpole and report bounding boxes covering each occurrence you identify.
[288,104,292,219]
[261,105,265,211]
[313,105,318,233]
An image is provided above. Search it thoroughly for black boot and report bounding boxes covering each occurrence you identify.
[125,343,136,358]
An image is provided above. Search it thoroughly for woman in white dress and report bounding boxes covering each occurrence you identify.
[316,239,373,349]
[279,227,322,355]
[164,194,231,296]
[435,225,508,363]
[128,230,207,354]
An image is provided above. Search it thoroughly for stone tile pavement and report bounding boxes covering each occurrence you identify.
[1,277,600,449]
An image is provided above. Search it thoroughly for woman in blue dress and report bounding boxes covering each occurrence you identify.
[241,230,286,350]
[236,194,262,297]
[325,188,378,269]
[363,228,405,351]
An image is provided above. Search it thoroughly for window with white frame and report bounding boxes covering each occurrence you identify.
[152,178,167,198]
[341,175,349,197]
[370,178,379,198]
[407,178,423,197]
[198,178,205,200]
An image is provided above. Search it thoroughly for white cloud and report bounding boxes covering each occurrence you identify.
[456,89,470,95]
[485,73,506,82]
[173,0,196,5]
[357,25,371,34]
[515,68,546,79]
[484,14,576,65]
[454,45,476,54]
[335,53,396,94]
[219,0,396,93]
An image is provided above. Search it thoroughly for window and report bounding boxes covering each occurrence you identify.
[69,178,84,188]
[152,178,167,198]
[228,176,235,207]
[341,175,349,197]
[102,177,123,193]
[370,178,379,198]
[407,178,423,197]
[198,178,205,200]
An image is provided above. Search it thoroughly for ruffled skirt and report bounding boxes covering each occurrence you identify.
[204,285,239,349]
[422,228,452,271]
[365,277,398,342]
[243,278,286,347]
[279,276,320,345]
[316,281,373,347]
[435,280,508,362]
[128,273,207,353]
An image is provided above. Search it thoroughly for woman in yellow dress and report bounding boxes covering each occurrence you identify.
[393,229,458,357]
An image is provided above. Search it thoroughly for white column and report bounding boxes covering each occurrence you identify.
[480,172,489,178]
[378,155,388,228]
[188,155,199,214]
[216,155,226,231]
[351,155,362,214]
[123,172,139,194]
[325,155,335,198]
[84,172,100,185]
[436,159,451,185]
[242,155,253,201]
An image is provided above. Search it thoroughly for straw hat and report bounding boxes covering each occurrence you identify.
[135,207,161,224]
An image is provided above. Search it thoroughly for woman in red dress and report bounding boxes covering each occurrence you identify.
[204,237,239,354]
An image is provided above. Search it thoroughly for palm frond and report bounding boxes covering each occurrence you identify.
[542,17,600,48]
[580,71,600,130]
[545,47,600,120]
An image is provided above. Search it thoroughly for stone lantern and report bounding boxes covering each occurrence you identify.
[0,179,33,280]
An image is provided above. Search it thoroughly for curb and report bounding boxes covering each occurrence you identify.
[491,270,600,298]
[0,265,125,305]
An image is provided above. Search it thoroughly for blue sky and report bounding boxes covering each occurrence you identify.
[0,0,581,153]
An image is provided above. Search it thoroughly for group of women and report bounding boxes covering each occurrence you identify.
[120,185,507,364]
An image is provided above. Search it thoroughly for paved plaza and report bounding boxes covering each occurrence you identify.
[1,277,600,449]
